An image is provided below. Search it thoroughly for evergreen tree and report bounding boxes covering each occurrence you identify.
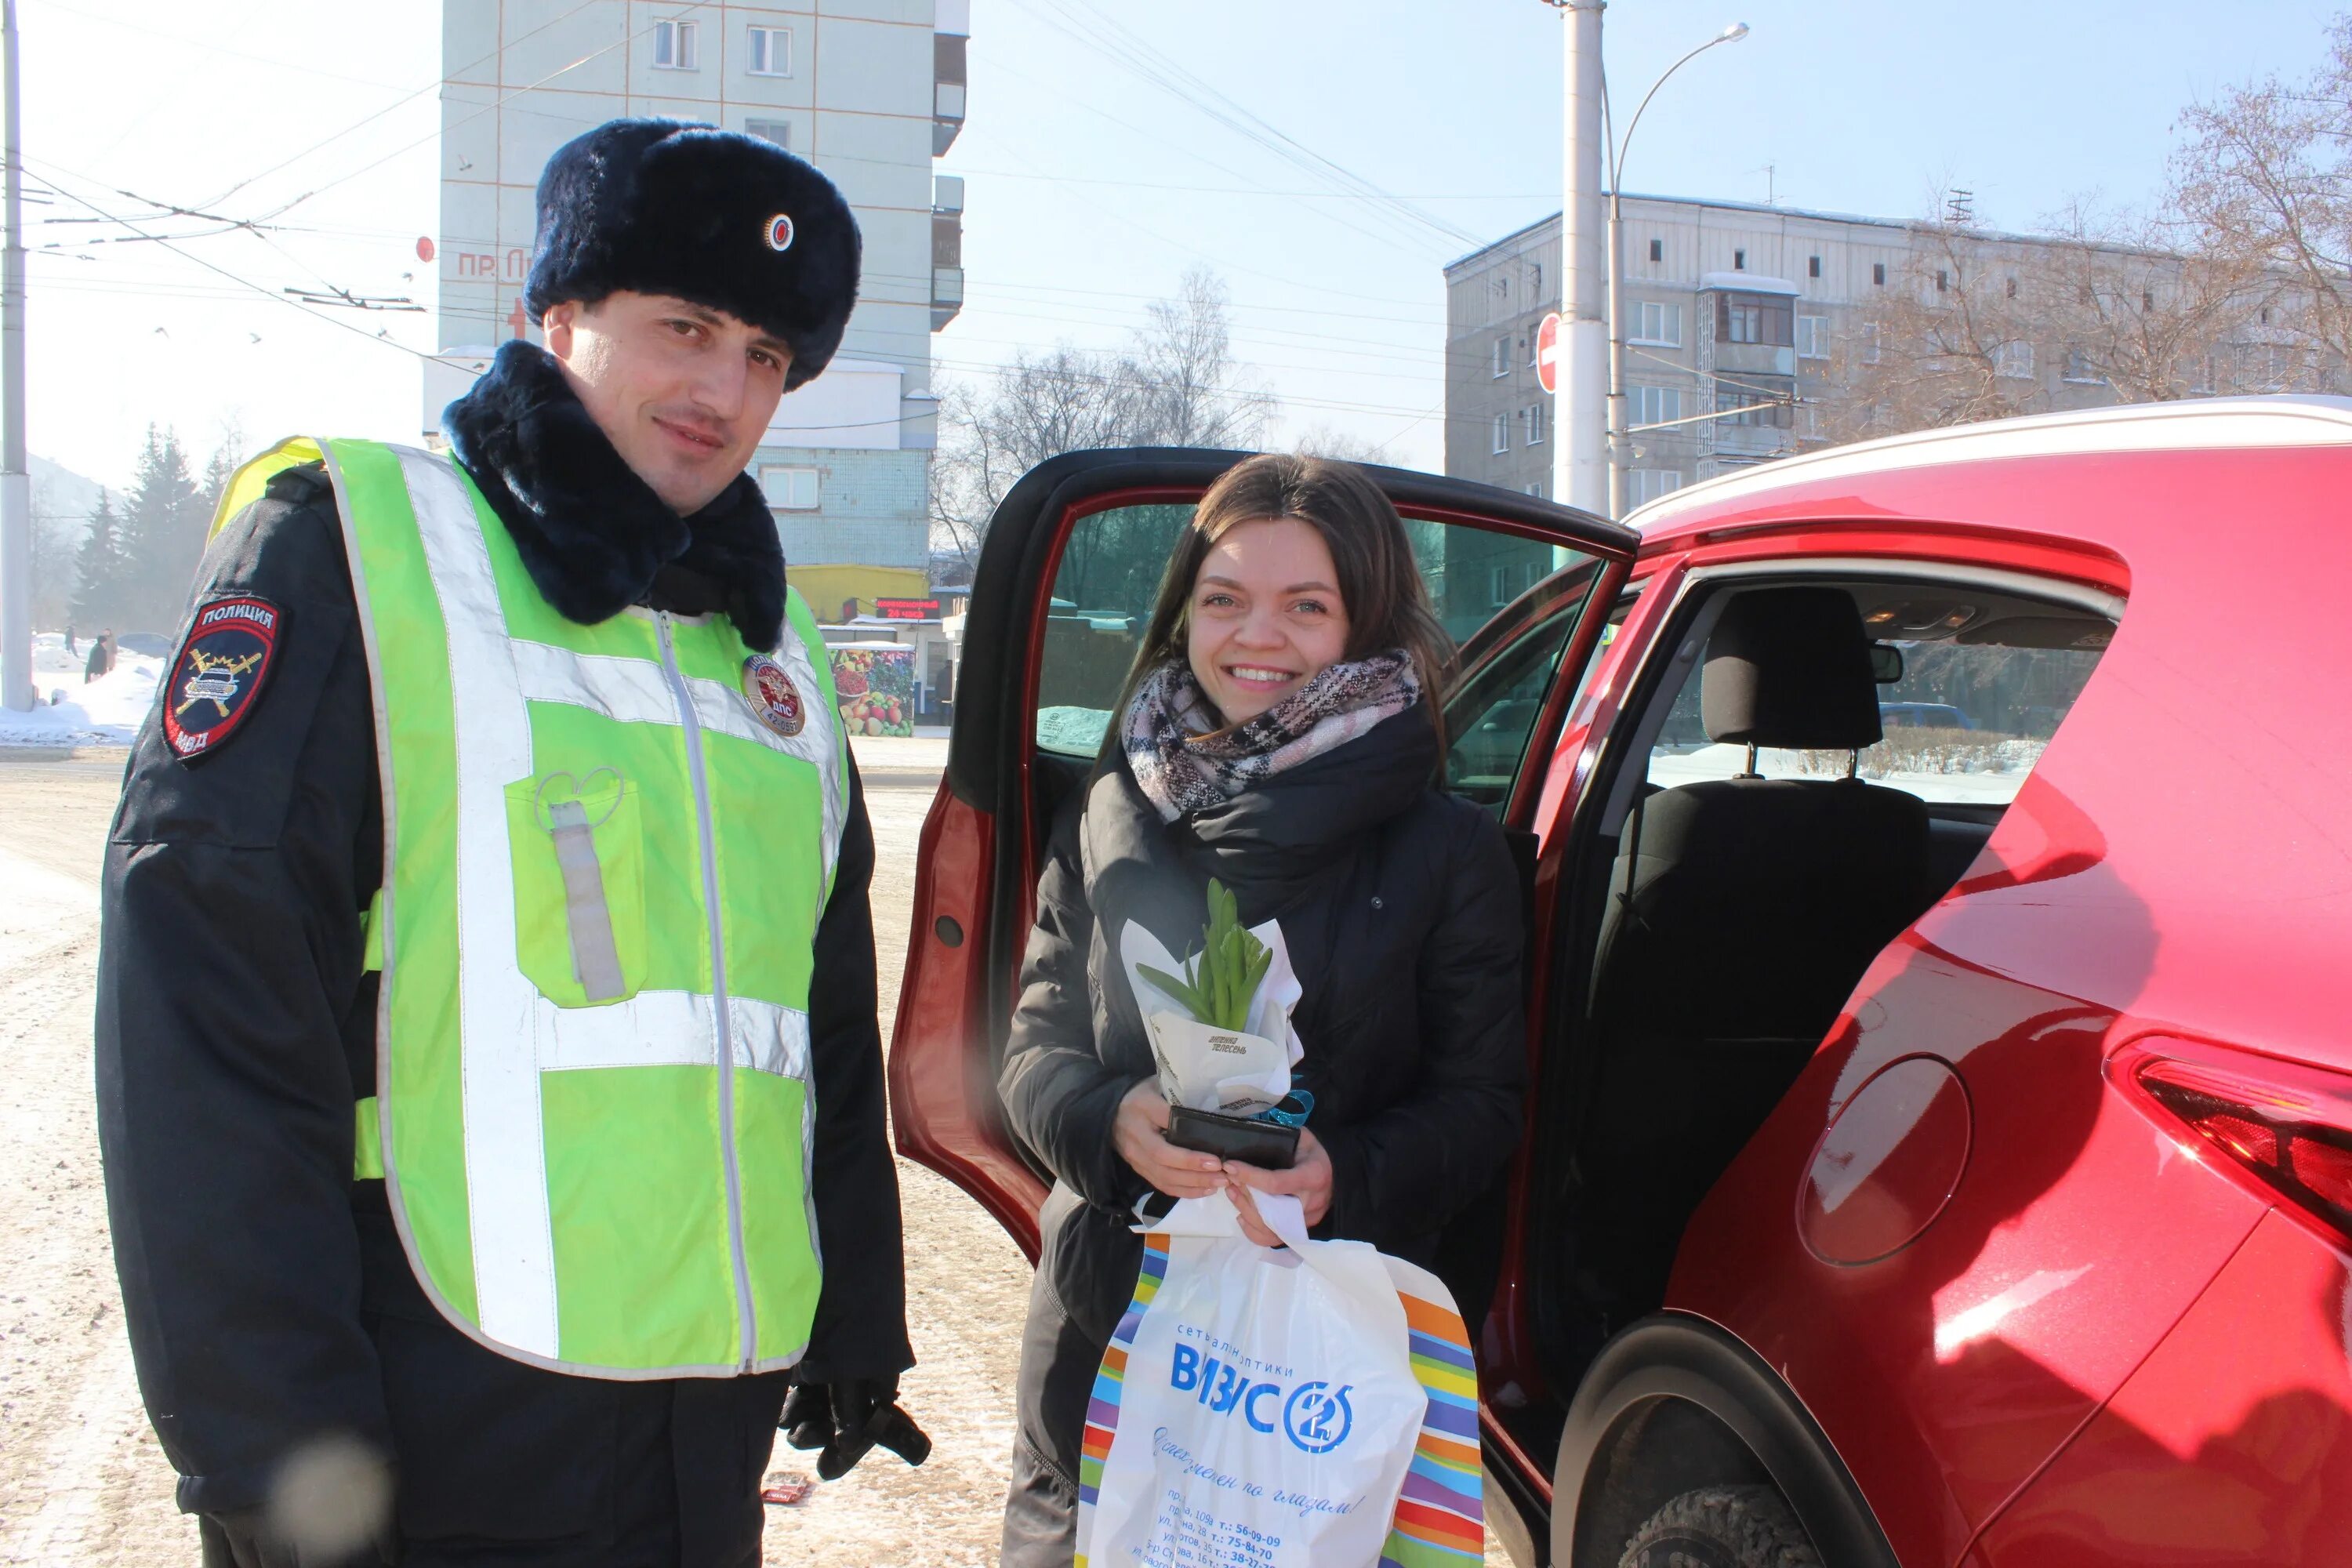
[71,493,130,628]
[115,426,206,631]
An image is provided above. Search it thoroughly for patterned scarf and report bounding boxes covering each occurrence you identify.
[1123,651,1422,823]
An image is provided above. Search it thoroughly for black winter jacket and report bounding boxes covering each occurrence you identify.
[94,346,911,1525]
[998,702,1527,1465]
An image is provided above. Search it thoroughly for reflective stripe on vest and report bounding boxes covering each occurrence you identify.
[219,437,848,1377]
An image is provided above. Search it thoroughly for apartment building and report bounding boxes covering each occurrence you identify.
[425,0,971,617]
[1444,195,2136,510]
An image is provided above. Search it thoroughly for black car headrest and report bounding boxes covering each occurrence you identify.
[1701,587,1884,750]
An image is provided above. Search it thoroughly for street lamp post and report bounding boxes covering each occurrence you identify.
[1606,22,1749,521]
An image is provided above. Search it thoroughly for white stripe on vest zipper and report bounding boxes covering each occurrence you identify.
[654,611,760,1372]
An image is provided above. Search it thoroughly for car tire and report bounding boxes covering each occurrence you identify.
[1617,1484,1822,1568]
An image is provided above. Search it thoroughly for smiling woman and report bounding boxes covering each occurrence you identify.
[992,453,1527,1566]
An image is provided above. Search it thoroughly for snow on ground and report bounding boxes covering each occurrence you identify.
[2,637,163,747]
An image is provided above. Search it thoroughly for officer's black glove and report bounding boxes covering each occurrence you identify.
[779,1374,932,1480]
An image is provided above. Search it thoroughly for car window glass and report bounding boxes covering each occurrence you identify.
[1441,555,1609,811]
[1646,602,2111,808]
[1033,502,1604,816]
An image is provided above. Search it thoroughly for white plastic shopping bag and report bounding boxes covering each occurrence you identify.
[1073,1191,1486,1568]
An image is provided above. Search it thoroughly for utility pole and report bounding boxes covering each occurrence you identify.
[0,0,26,713]
[1604,22,1751,520]
[1555,0,1608,515]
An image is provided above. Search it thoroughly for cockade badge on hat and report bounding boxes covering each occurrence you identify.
[765,212,795,252]
[742,652,806,738]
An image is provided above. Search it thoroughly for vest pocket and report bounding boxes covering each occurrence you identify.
[506,770,646,1007]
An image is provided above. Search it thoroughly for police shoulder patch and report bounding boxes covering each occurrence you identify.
[162,594,284,762]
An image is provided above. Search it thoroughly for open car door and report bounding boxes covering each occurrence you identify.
[887,448,1636,1258]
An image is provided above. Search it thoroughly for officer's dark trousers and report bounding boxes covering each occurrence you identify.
[199,1236,791,1568]
[372,1301,789,1566]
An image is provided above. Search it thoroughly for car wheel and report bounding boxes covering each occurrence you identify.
[1617,1484,1822,1568]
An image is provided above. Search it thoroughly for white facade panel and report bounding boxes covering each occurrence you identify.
[510,3,630,92]
[769,357,904,448]
[812,15,931,116]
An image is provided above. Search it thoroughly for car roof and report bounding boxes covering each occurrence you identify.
[1626,394,2352,546]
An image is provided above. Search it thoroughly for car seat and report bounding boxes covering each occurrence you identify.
[1567,586,1933,1328]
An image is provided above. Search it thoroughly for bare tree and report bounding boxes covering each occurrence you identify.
[1287,424,1392,463]
[2171,17,2352,364]
[929,268,1275,578]
[1820,222,2045,441]
[1822,204,2290,445]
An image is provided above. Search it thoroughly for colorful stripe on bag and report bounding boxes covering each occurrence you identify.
[1378,1286,1486,1566]
[1076,1234,1169,1555]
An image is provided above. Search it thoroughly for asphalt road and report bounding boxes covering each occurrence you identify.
[0,739,1508,1566]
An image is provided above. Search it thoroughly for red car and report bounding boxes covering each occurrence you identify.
[888,397,2352,1566]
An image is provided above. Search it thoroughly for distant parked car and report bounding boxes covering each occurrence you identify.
[1878,699,1973,729]
[891,398,2352,1566]
[115,632,173,658]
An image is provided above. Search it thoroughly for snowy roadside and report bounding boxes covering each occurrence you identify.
[2,637,162,748]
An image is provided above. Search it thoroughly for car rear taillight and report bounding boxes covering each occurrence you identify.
[2134,1046,2352,1243]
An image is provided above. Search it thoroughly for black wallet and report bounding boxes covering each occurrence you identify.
[1166,1105,1300,1170]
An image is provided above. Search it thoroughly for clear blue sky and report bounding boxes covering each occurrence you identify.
[23,0,2345,488]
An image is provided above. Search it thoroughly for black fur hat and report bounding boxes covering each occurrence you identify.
[524,118,860,390]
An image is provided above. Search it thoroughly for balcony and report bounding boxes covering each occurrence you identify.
[931,175,964,331]
[934,1,968,156]
[931,267,964,332]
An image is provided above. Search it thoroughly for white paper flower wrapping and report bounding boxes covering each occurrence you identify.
[1119,917,1304,1116]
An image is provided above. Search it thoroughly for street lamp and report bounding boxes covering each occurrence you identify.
[1605,21,1749,520]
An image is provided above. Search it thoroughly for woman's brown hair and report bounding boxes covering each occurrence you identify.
[1112,452,1457,748]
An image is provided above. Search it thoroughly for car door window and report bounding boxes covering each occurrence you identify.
[1033,503,1606,811]
[1646,589,2113,809]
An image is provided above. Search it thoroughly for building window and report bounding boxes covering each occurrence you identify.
[1808,255,1822,278]
[1492,336,1511,377]
[1648,238,1664,263]
[1525,402,1546,445]
[747,24,791,76]
[652,18,699,69]
[2063,345,2099,383]
[1936,269,1951,293]
[759,465,819,510]
[1994,340,2035,379]
[744,118,790,149]
[1530,262,1543,299]
[2005,275,2019,299]
[1630,384,1682,428]
[1718,292,1792,347]
[1628,468,1682,506]
[1523,481,1545,498]
[1628,300,1682,347]
[1733,248,1748,270]
[1716,380,1792,427]
[1860,322,1881,364]
[1490,412,1511,455]
[1795,314,1830,360]
[1872,261,1886,286]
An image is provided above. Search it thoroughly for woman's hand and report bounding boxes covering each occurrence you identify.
[1112,1080,1228,1200]
[1222,1129,1334,1247]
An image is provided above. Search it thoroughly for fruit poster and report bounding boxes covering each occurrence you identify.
[829,644,916,737]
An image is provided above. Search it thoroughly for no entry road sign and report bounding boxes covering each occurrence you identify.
[1535,311,1563,395]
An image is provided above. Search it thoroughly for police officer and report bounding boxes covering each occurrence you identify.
[96,120,924,1568]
